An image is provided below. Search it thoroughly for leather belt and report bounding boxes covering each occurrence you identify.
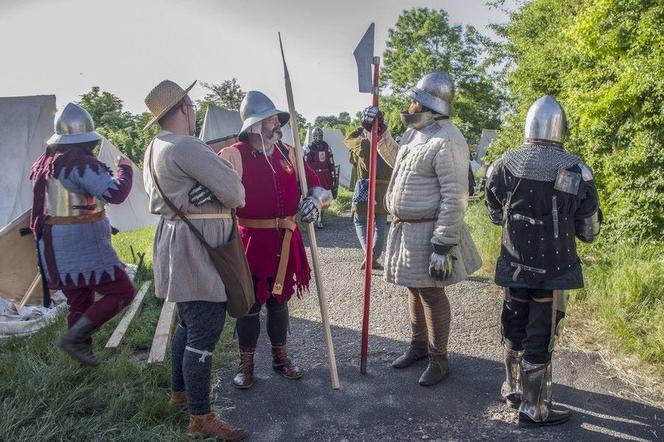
[46,210,106,225]
[391,217,437,224]
[170,210,232,220]
[237,216,297,296]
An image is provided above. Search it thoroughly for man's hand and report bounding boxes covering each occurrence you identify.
[429,252,453,281]
[116,156,132,169]
[362,106,386,134]
[189,183,214,207]
[298,196,320,223]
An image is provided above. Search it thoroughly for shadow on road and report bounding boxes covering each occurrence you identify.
[215,317,662,442]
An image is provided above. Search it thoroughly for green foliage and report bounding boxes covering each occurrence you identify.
[491,0,664,241]
[78,87,158,167]
[200,78,245,111]
[380,8,503,142]
[195,78,246,136]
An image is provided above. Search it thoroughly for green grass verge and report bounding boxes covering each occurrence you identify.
[0,226,236,441]
[465,200,664,377]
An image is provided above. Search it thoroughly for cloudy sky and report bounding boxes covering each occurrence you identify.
[0,0,513,121]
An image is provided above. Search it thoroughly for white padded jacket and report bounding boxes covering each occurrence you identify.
[377,119,481,288]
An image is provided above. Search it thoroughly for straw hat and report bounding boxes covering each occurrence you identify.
[143,80,196,130]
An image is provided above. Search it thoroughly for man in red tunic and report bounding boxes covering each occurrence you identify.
[305,127,337,229]
[220,91,331,389]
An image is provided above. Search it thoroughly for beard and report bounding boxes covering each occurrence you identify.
[262,127,283,145]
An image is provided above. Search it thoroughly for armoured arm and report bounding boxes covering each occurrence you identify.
[68,163,133,205]
[431,137,468,248]
[484,160,505,225]
[376,130,399,168]
[574,164,601,243]
[174,139,245,209]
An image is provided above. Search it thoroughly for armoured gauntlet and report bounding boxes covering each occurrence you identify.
[429,244,455,281]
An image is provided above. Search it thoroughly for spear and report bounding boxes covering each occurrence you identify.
[278,32,340,390]
[353,23,380,374]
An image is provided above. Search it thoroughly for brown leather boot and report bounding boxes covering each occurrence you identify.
[56,316,99,367]
[272,344,303,380]
[187,413,248,441]
[418,354,449,386]
[169,391,187,409]
[232,347,255,389]
[391,342,428,369]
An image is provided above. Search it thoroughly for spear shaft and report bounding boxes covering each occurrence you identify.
[278,32,340,390]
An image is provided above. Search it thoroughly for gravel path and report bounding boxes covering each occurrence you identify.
[215,214,663,441]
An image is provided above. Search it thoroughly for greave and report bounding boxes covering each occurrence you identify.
[519,359,552,422]
[501,347,523,408]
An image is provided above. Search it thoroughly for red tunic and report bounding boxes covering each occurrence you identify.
[230,141,320,304]
[305,141,335,191]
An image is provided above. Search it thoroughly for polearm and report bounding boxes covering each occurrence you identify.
[354,23,380,374]
[278,32,341,390]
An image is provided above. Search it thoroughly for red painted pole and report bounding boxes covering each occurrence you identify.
[360,57,380,374]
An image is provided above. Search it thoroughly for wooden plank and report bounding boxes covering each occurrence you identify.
[17,273,41,309]
[147,300,176,365]
[104,281,151,351]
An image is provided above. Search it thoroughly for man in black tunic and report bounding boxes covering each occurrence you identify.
[485,95,601,427]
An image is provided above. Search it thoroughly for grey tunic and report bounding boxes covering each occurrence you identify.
[143,131,245,303]
[377,120,482,288]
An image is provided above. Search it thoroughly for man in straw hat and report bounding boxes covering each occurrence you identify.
[30,102,135,367]
[219,90,332,389]
[142,80,247,441]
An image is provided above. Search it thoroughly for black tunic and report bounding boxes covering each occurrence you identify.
[485,146,600,290]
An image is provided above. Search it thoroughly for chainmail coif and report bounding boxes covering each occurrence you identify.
[502,144,581,182]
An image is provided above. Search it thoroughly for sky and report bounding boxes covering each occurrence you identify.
[0,0,513,122]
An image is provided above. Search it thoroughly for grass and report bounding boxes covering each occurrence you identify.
[465,199,664,388]
[324,187,353,221]
[0,226,237,441]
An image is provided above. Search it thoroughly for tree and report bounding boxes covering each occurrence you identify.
[196,78,247,135]
[380,8,503,142]
[78,87,157,166]
[199,78,246,111]
[313,112,351,129]
[491,0,664,240]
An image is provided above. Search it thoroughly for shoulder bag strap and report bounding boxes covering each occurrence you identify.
[147,140,234,252]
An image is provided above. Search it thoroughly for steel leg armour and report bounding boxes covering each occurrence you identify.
[518,359,570,426]
[501,346,523,408]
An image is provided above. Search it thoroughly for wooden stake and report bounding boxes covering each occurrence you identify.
[105,281,151,351]
[147,300,176,365]
[18,273,41,310]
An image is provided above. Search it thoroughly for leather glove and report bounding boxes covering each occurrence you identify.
[428,244,455,281]
[188,183,214,207]
[361,106,386,134]
[298,196,320,223]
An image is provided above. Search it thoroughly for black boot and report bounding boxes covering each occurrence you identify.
[56,316,99,367]
[418,353,449,386]
[391,342,428,369]
[518,360,571,427]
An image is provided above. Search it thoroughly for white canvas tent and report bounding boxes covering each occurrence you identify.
[477,129,499,164]
[199,104,294,152]
[303,127,352,188]
[0,95,56,228]
[97,137,159,232]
